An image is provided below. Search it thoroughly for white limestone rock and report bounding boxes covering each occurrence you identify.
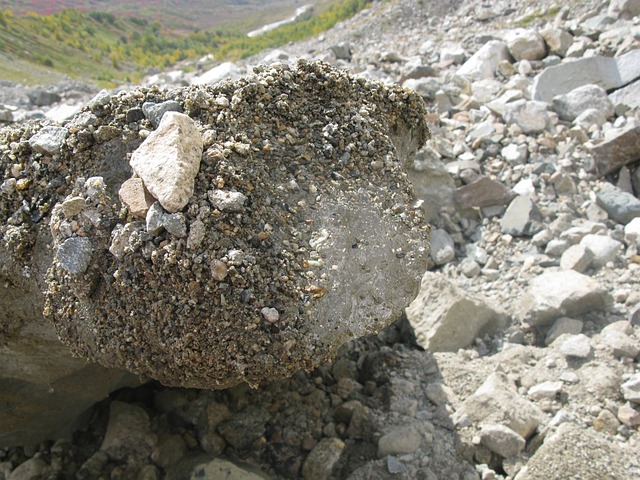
[407,272,507,352]
[130,112,204,213]
[457,40,511,80]
[517,270,611,327]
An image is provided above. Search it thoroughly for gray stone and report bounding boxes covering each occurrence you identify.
[609,79,640,111]
[8,458,48,480]
[146,202,165,236]
[595,182,640,224]
[590,124,640,176]
[552,84,613,122]
[559,244,593,272]
[540,27,573,57]
[457,40,511,80]
[330,42,352,61]
[573,108,607,129]
[207,189,247,212]
[429,228,455,265]
[189,458,269,480]
[501,195,542,236]
[142,100,183,129]
[28,126,68,155]
[517,270,611,327]
[100,401,156,463]
[609,0,640,18]
[460,259,481,278]
[55,237,92,275]
[407,272,508,352]
[503,100,550,134]
[377,425,421,457]
[532,50,640,103]
[302,438,345,480]
[579,234,623,267]
[163,213,187,238]
[527,381,562,401]
[505,29,546,61]
[452,373,546,438]
[555,333,592,358]
[479,424,526,458]
[600,327,640,359]
[545,317,583,346]
[130,111,204,213]
[455,177,515,209]
[425,382,458,406]
[617,403,640,427]
[622,374,640,402]
[440,42,467,64]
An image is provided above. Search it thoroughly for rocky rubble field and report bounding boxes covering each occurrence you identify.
[2,0,640,479]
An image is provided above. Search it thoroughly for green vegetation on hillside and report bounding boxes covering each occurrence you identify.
[0,0,370,87]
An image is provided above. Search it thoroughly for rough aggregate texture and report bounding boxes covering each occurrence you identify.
[1,61,430,390]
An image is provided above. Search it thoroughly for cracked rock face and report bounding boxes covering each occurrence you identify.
[6,61,432,389]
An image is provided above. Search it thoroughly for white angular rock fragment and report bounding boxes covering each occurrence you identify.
[625,217,640,246]
[527,381,562,401]
[617,403,640,427]
[456,40,511,80]
[377,425,421,457]
[539,27,573,57]
[503,100,550,134]
[191,61,239,85]
[599,329,640,359]
[479,424,526,458]
[552,85,614,122]
[130,111,203,213]
[532,51,640,103]
[189,458,267,480]
[452,373,546,438]
[407,272,507,352]
[555,333,592,358]
[505,29,546,61]
[609,0,640,18]
[261,307,280,324]
[579,234,622,268]
[207,189,247,212]
[425,382,458,406]
[545,317,583,346]
[621,374,640,403]
[517,270,611,327]
[559,244,593,272]
[29,126,69,155]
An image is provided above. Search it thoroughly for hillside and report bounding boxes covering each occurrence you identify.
[0,0,366,86]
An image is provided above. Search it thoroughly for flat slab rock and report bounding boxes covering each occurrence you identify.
[37,61,431,389]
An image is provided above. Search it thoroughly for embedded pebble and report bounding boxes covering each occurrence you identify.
[55,237,92,275]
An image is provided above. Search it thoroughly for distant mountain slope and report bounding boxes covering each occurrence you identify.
[0,0,314,32]
[0,0,368,86]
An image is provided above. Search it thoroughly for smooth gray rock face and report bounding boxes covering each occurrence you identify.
[532,50,640,103]
[407,272,507,352]
[54,237,92,275]
[505,29,546,61]
[142,100,182,129]
[517,270,612,327]
[479,424,526,458]
[456,40,511,80]
[552,84,613,122]
[503,100,550,134]
[595,182,640,224]
[500,195,542,236]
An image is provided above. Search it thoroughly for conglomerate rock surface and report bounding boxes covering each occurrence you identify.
[1,60,430,395]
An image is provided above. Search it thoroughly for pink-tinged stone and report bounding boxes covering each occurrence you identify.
[118,177,155,218]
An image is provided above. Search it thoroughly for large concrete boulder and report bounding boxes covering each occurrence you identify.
[1,60,431,423]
